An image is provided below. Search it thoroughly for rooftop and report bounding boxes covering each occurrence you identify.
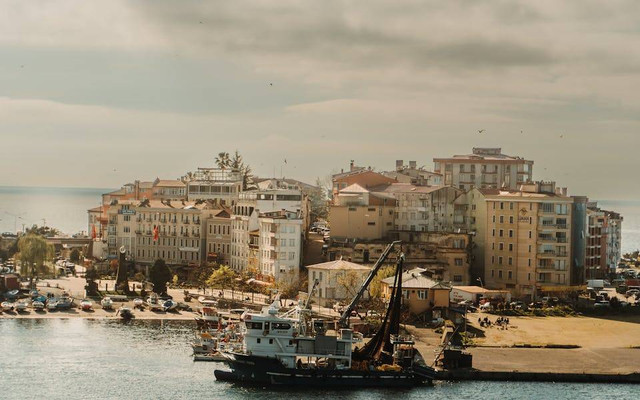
[306,259,371,271]
[434,147,531,162]
[382,268,451,289]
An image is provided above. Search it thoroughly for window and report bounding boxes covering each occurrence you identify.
[528,231,532,239]
[499,216,504,223]
[492,215,496,223]
[492,229,496,237]
[272,322,291,330]
[491,256,495,264]
[246,322,263,330]
[498,256,503,265]
[509,244,513,252]
[453,275,463,283]
[510,202,514,210]
[500,202,504,210]
[417,290,427,300]
[508,271,513,280]
[367,222,376,226]
[509,216,514,224]
[499,229,504,237]
[498,270,503,278]
[509,230,513,238]
[454,258,463,266]
[499,243,504,251]
[508,257,513,266]
[491,269,495,277]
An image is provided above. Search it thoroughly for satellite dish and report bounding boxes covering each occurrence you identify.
[119,246,126,254]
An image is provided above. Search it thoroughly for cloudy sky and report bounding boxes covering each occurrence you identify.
[1,0,639,199]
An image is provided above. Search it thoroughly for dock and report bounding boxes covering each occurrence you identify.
[436,369,640,384]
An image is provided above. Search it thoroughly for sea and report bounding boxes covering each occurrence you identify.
[0,319,636,400]
[0,186,638,254]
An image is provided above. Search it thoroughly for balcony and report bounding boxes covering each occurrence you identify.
[170,232,176,236]
[538,250,556,256]
[135,230,142,234]
[555,224,568,230]
[184,220,190,225]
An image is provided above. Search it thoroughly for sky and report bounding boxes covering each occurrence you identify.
[1,0,639,200]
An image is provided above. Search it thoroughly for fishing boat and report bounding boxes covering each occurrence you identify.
[194,352,227,362]
[117,306,134,320]
[56,296,74,310]
[32,301,45,311]
[1,301,14,312]
[146,295,164,311]
[163,299,178,312]
[80,299,93,311]
[214,241,437,387]
[15,300,29,312]
[47,300,58,311]
[101,297,114,310]
[195,307,225,329]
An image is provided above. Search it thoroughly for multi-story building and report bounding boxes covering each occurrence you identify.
[434,147,534,191]
[583,203,623,279]
[481,182,573,299]
[182,167,243,205]
[230,188,309,279]
[373,183,461,232]
[329,183,397,241]
[570,196,589,285]
[258,210,304,282]
[203,206,232,265]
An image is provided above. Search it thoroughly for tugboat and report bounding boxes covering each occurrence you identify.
[214,241,437,387]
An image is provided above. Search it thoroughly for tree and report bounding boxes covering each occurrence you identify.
[206,265,237,290]
[336,270,362,299]
[85,266,99,296]
[25,225,60,238]
[229,150,252,190]
[149,259,172,295]
[70,248,81,263]
[215,152,231,169]
[368,265,396,298]
[309,178,329,222]
[16,233,54,286]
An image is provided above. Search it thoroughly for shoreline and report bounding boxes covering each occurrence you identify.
[0,309,199,321]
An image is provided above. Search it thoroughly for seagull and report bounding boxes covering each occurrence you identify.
[20,65,24,68]
[559,134,564,139]
[269,83,273,86]
[521,130,524,134]
[199,21,203,24]
[478,129,485,134]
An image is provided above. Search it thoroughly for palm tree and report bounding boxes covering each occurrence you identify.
[215,152,230,169]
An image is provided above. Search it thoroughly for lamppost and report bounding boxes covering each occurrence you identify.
[477,277,484,288]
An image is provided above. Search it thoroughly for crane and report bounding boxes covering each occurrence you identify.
[338,240,401,328]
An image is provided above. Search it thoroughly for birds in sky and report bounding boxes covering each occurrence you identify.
[478,129,485,134]
[560,134,564,139]
[269,83,273,86]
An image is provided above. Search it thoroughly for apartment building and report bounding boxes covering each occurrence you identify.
[204,207,232,265]
[258,210,304,282]
[452,188,489,282]
[372,183,461,232]
[583,203,623,279]
[434,148,534,191]
[182,167,243,205]
[481,182,573,299]
[329,183,396,241]
[230,188,309,278]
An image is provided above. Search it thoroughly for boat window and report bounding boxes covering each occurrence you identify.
[269,339,273,344]
[257,338,261,344]
[246,322,263,330]
[272,322,291,330]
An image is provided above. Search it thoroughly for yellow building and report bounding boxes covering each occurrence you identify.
[381,268,451,316]
[480,182,573,298]
[329,183,396,241]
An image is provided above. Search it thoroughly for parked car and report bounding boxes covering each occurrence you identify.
[625,289,639,297]
[594,301,610,308]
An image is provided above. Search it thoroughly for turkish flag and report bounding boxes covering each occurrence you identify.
[91,224,97,239]
[153,225,159,241]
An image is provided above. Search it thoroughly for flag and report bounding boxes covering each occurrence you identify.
[153,225,159,241]
[91,224,97,240]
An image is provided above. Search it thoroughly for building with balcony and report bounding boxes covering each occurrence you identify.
[480,182,573,299]
[204,206,232,265]
[182,167,243,205]
[331,160,396,197]
[258,210,304,282]
[433,147,534,191]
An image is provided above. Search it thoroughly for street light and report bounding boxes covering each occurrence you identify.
[477,277,484,288]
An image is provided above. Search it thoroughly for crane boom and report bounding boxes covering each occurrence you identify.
[338,240,401,328]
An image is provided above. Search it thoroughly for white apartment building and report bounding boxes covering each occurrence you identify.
[258,211,304,282]
[230,188,309,279]
[306,260,371,307]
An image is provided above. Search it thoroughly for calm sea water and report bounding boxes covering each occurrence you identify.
[0,186,112,236]
[0,187,638,254]
[0,319,635,400]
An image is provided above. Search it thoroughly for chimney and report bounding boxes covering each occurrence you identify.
[562,187,568,196]
[350,160,355,171]
[409,161,417,169]
[396,160,403,171]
